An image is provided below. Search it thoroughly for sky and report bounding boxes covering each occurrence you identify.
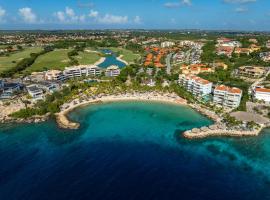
[0,0,269,31]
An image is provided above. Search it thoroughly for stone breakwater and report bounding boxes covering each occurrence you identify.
[183,125,263,139]
[55,93,187,130]
[182,104,265,139]
[55,112,80,130]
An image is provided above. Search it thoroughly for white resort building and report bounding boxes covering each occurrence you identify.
[253,87,270,103]
[26,85,44,100]
[45,70,66,82]
[213,85,242,108]
[178,74,213,97]
[105,65,121,77]
[64,65,101,78]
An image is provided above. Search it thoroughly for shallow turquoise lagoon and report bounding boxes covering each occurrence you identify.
[0,101,270,200]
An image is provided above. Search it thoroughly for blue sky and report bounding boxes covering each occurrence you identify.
[0,0,269,30]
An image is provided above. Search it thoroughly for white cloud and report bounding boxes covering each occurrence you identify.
[18,7,37,23]
[89,10,98,18]
[65,7,75,18]
[54,7,86,23]
[182,0,192,6]
[164,0,192,8]
[170,18,176,24]
[97,14,128,24]
[235,7,248,12]
[0,7,6,22]
[223,0,256,4]
[55,11,65,22]
[134,16,142,24]
[164,2,181,8]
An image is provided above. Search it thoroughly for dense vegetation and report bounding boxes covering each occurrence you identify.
[1,47,53,77]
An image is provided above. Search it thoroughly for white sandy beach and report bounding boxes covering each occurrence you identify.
[56,92,187,129]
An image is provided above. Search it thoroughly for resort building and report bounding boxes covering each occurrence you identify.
[0,81,22,99]
[213,85,242,109]
[253,87,270,103]
[234,48,251,55]
[105,65,121,77]
[266,40,270,49]
[45,70,66,82]
[212,62,228,70]
[238,66,265,78]
[64,65,101,79]
[179,74,213,97]
[26,85,44,100]
[180,64,214,75]
[260,52,270,62]
[38,82,60,93]
[216,46,234,57]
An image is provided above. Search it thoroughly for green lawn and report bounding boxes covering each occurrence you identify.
[0,47,43,72]
[76,51,101,65]
[25,49,71,73]
[106,47,141,64]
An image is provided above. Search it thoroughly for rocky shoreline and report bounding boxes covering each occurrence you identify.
[0,113,50,125]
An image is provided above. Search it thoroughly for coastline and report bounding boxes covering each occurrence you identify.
[3,93,265,139]
[56,92,187,129]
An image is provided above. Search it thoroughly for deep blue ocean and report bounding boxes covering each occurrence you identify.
[0,102,270,200]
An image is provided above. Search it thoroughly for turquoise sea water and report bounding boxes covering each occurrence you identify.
[0,101,270,199]
[98,49,126,68]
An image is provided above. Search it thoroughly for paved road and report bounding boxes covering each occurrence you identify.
[166,53,173,75]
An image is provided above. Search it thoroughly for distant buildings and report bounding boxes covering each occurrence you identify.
[217,38,241,48]
[180,64,214,75]
[179,74,213,97]
[234,47,251,55]
[260,52,270,62]
[213,85,242,109]
[161,41,175,48]
[238,66,265,78]
[144,47,167,68]
[249,38,258,44]
[105,65,121,77]
[216,37,241,57]
[212,62,228,70]
[266,40,270,49]
[234,45,261,55]
[216,46,234,57]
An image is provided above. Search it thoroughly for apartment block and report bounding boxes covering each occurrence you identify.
[179,74,213,97]
[213,85,242,109]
